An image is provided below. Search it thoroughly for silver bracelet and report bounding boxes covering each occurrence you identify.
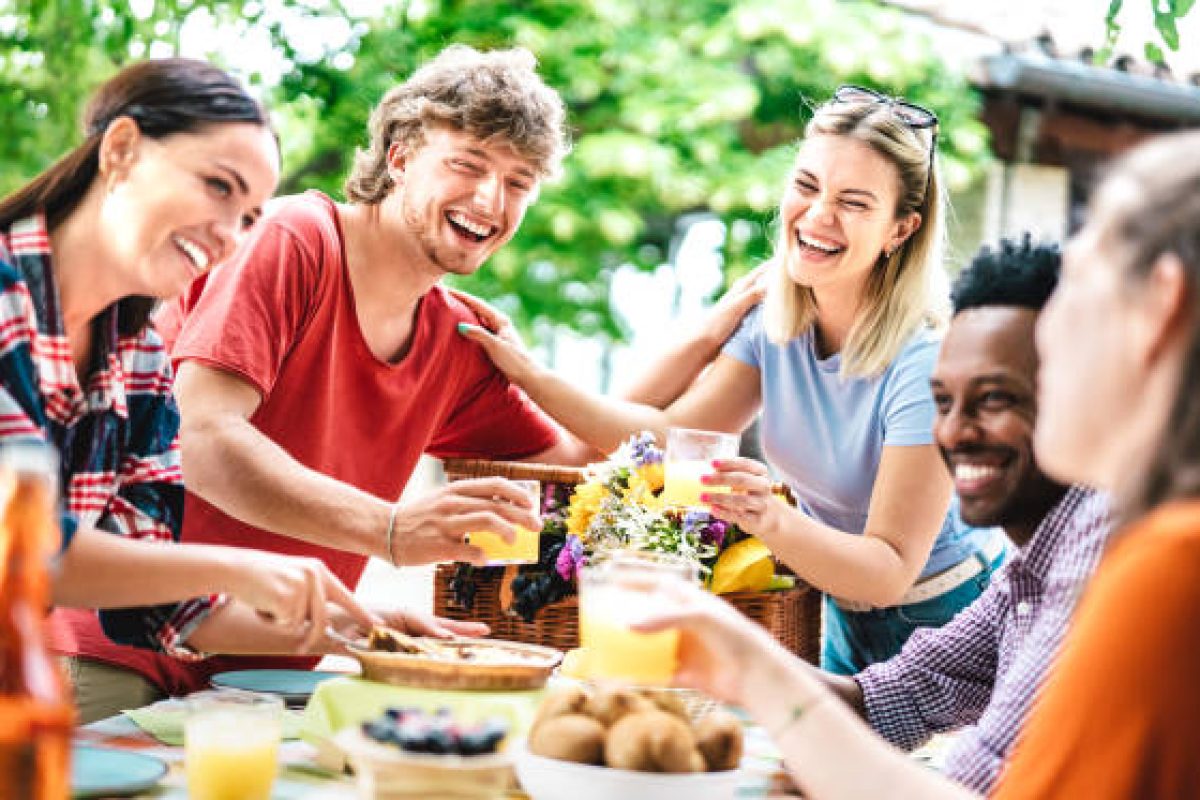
[385,501,402,567]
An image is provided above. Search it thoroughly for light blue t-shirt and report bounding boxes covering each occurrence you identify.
[723,305,993,579]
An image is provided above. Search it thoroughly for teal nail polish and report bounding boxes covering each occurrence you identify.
[456,322,472,335]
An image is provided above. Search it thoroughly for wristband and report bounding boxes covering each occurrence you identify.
[385,501,402,567]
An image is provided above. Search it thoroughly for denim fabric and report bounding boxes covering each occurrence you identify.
[821,546,1007,675]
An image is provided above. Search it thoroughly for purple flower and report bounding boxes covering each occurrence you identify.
[556,535,586,581]
[703,520,729,549]
[628,431,663,466]
[682,509,728,548]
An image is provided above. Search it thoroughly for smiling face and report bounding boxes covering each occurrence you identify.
[932,306,1065,543]
[388,126,540,277]
[779,134,920,297]
[99,119,280,300]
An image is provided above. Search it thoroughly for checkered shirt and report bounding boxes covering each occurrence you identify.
[0,213,218,658]
[855,486,1111,793]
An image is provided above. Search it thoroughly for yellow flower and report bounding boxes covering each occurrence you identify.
[623,467,666,512]
[636,462,665,493]
[566,480,608,542]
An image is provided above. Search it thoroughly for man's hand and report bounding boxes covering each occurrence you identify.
[390,478,542,566]
[323,604,489,654]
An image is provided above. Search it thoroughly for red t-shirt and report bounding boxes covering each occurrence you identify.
[52,191,559,694]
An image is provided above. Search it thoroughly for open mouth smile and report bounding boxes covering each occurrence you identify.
[795,230,846,257]
[950,455,1013,494]
[172,234,211,274]
[446,211,497,243]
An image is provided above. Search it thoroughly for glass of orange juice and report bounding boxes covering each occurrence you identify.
[661,427,739,508]
[185,689,283,800]
[579,551,700,686]
[465,479,541,565]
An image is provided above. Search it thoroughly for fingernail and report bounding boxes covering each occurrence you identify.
[456,322,472,335]
[699,493,711,503]
[711,459,723,469]
[700,474,712,485]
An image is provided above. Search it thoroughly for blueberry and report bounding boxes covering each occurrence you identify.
[425,728,456,754]
[361,720,393,744]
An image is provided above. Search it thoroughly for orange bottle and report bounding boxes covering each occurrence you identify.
[0,443,73,800]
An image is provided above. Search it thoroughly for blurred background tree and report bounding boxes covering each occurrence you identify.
[1,0,989,345]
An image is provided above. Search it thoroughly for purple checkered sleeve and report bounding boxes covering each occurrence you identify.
[855,487,1109,794]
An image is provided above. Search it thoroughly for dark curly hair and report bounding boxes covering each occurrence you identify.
[951,234,1061,316]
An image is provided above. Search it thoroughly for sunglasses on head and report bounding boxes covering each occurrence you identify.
[831,84,939,201]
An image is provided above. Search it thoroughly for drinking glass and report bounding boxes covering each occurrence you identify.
[578,551,700,686]
[465,479,541,564]
[661,427,739,508]
[185,689,283,800]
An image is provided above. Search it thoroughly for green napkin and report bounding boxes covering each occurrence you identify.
[299,676,544,765]
[123,699,305,746]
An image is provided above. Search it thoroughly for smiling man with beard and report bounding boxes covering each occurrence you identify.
[807,235,1112,793]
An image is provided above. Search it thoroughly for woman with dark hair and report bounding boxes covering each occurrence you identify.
[0,58,471,722]
[636,130,1200,798]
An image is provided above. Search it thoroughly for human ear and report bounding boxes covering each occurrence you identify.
[1136,252,1192,368]
[97,116,142,185]
[889,211,923,253]
[386,141,410,182]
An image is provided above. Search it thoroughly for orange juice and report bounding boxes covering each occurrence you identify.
[662,459,730,508]
[185,695,281,800]
[579,608,679,685]
[466,525,540,564]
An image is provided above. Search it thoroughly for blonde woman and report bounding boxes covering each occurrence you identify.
[460,86,1006,672]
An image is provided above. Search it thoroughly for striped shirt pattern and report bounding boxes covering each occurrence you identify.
[856,486,1111,793]
[0,213,216,658]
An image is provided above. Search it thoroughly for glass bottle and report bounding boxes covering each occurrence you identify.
[0,442,72,800]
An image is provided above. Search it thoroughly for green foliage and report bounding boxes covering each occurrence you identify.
[0,0,265,193]
[1103,0,1195,63]
[1,0,989,344]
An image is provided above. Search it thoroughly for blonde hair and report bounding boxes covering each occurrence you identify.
[763,100,948,378]
[344,45,570,204]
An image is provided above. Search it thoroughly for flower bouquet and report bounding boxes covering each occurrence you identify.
[450,432,791,623]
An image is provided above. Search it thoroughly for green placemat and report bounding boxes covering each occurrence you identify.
[123,699,305,746]
[299,676,544,768]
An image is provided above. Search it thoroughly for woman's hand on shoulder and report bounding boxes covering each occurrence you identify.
[449,289,540,386]
[699,261,770,347]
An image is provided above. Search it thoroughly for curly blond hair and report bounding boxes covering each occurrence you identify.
[344,45,570,204]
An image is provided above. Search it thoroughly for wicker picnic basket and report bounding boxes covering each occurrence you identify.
[436,459,822,665]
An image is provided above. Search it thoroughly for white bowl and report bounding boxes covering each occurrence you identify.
[515,747,741,800]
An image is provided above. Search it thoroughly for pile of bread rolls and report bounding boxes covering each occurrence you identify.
[527,684,743,773]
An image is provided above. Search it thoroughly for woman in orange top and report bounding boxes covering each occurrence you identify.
[639,129,1200,799]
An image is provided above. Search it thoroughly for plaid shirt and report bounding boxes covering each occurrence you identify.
[856,486,1110,794]
[0,214,218,658]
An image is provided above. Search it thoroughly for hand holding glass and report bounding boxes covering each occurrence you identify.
[662,427,739,508]
[185,690,283,800]
[464,479,541,564]
[579,551,700,686]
